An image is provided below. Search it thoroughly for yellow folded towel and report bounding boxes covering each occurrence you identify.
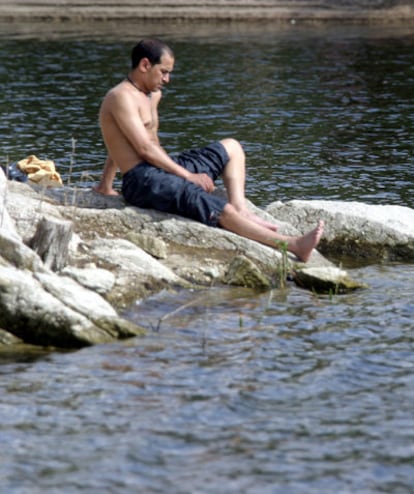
[17,155,63,187]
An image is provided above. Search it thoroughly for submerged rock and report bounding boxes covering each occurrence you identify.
[293,266,368,294]
[225,255,272,289]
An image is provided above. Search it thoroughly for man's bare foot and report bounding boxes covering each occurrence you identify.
[288,220,324,262]
[92,183,119,196]
[244,210,278,232]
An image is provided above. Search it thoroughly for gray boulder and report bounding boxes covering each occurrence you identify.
[266,200,414,261]
[0,170,146,347]
[0,266,145,347]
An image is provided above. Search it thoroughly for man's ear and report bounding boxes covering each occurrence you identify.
[140,57,152,72]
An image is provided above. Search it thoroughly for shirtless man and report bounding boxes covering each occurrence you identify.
[95,38,324,262]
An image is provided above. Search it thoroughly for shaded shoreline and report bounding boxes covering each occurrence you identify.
[1,1,414,26]
[2,0,414,41]
[1,19,414,43]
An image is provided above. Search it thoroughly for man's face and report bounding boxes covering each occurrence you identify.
[149,53,174,91]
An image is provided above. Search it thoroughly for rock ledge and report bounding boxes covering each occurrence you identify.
[1,171,413,348]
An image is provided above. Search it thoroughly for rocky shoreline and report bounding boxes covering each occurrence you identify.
[1,0,414,24]
[1,168,413,349]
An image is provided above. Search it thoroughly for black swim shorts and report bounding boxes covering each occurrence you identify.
[121,141,229,227]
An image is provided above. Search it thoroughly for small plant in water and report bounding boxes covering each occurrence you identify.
[274,239,289,289]
[1,155,10,228]
[67,136,77,187]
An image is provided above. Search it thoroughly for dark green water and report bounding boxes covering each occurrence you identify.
[1,23,413,208]
[0,21,413,493]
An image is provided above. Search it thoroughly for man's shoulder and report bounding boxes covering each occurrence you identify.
[103,81,136,105]
[107,80,127,96]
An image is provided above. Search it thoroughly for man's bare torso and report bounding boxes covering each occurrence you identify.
[99,80,161,175]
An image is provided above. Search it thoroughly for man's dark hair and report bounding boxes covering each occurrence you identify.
[131,39,173,69]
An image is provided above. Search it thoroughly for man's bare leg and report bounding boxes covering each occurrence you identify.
[220,138,278,232]
[218,203,324,262]
[93,156,119,196]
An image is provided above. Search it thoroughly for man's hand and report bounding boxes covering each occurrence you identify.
[186,172,215,193]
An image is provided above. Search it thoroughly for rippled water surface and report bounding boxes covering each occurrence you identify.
[1,21,414,493]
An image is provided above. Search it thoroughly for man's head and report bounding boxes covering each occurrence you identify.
[131,39,174,69]
[129,38,174,93]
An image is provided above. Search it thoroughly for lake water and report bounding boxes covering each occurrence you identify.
[1,21,414,493]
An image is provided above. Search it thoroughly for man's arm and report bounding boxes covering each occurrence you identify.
[110,90,215,191]
[93,155,119,196]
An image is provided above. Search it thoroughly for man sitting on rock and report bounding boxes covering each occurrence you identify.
[94,38,324,262]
